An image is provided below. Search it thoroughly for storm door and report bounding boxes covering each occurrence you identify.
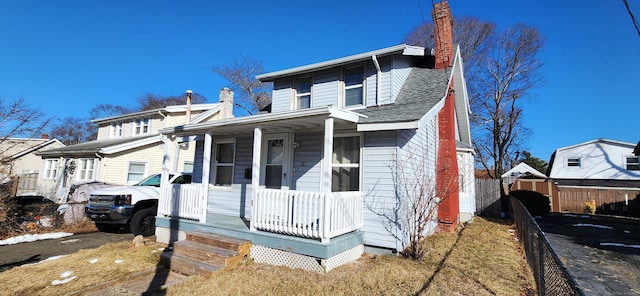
[261,133,291,189]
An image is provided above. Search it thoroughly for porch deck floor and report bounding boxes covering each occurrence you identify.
[155,213,364,259]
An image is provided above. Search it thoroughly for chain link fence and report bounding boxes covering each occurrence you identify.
[509,196,584,296]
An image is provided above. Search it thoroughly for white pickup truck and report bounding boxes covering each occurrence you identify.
[85,173,192,236]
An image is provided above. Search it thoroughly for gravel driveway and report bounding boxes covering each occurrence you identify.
[536,213,640,295]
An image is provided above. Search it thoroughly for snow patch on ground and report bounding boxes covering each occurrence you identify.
[51,270,76,285]
[573,223,613,229]
[600,242,640,249]
[0,232,73,245]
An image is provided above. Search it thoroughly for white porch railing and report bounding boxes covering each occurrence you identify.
[252,189,363,242]
[158,184,206,221]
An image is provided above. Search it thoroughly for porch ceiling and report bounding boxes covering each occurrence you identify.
[161,106,364,136]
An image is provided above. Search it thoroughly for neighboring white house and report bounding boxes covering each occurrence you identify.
[153,1,475,272]
[36,90,234,202]
[547,138,640,185]
[0,136,65,195]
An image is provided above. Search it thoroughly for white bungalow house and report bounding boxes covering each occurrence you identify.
[547,138,640,214]
[0,136,64,196]
[36,90,234,202]
[154,1,474,272]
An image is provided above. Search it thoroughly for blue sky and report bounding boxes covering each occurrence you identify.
[0,0,638,162]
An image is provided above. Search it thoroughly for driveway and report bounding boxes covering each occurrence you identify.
[536,213,640,295]
[0,231,135,272]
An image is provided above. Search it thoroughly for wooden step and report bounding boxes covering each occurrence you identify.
[187,231,252,254]
[160,252,223,276]
[173,240,239,266]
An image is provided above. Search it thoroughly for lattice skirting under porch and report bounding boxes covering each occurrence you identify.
[251,244,364,273]
[155,227,186,244]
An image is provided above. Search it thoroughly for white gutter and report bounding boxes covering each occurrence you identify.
[371,55,381,106]
[158,110,167,129]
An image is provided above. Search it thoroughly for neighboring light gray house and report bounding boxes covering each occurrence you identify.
[0,136,64,196]
[153,2,475,273]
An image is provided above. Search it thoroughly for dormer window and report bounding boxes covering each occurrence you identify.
[110,122,123,138]
[133,118,150,135]
[567,157,581,167]
[344,66,364,107]
[295,76,312,109]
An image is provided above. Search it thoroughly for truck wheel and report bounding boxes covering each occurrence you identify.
[130,207,157,236]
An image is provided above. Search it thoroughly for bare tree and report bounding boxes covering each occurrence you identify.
[212,55,272,115]
[88,103,132,119]
[0,97,51,191]
[49,117,97,145]
[136,92,207,111]
[472,25,544,178]
[406,18,544,179]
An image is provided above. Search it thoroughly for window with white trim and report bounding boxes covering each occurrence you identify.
[344,66,364,107]
[43,159,59,179]
[110,122,123,138]
[213,139,236,187]
[567,157,581,167]
[127,162,147,184]
[295,76,311,109]
[77,158,96,181]
[332,135,361,192]
[133,118,150,135]
[626,156,640,171]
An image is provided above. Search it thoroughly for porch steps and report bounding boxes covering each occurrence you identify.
[160,231,251,276]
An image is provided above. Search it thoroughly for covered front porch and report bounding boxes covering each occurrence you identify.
[157,106,367,244]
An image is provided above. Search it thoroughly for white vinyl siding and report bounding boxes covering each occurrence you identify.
[312,69,339,108]
[361,131,400,250]
[291,133,322,192]
[271,79,292,113]
[389,56,412,104]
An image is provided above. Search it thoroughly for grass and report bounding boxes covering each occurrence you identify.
[0,217,535,295]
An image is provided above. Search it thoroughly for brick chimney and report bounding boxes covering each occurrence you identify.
[432,0,453,69]
[41,134,49,139]
[219,87,234,119]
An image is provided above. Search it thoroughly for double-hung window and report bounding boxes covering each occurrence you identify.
[626,156,640,171]
[344,66,364,107]
[213,140,236,187]
[295,76,312,109]
[111,122,123,138]
[332,135,361,192]
[133,118,150,135]
[43,159,59,179]
[127,162,147,184]
[77,159,96,181]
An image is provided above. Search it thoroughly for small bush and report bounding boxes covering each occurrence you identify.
[510,190,551,216]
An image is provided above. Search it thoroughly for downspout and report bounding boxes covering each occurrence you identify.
[158,110,167,129]
[94,153,104,182]
[371,55,382,106]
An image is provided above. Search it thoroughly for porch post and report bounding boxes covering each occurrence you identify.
[321,117,334,243]
[250,127,262,231]
[201,133,212,223]
[161,135,171,185]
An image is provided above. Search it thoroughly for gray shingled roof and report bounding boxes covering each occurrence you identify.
[37,135,157,157]
[357,67,449,124]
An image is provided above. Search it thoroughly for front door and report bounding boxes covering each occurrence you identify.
[261,133,291,189]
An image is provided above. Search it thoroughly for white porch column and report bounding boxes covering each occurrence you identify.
[201,133,212,223]
[250,127,262,231]
[321,117,334,243]
[161,135,172,185]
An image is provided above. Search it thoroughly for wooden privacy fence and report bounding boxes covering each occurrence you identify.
[475,178,502,218]
[556,187,640,217]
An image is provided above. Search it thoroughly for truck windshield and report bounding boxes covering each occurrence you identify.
[135,174,174,186]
